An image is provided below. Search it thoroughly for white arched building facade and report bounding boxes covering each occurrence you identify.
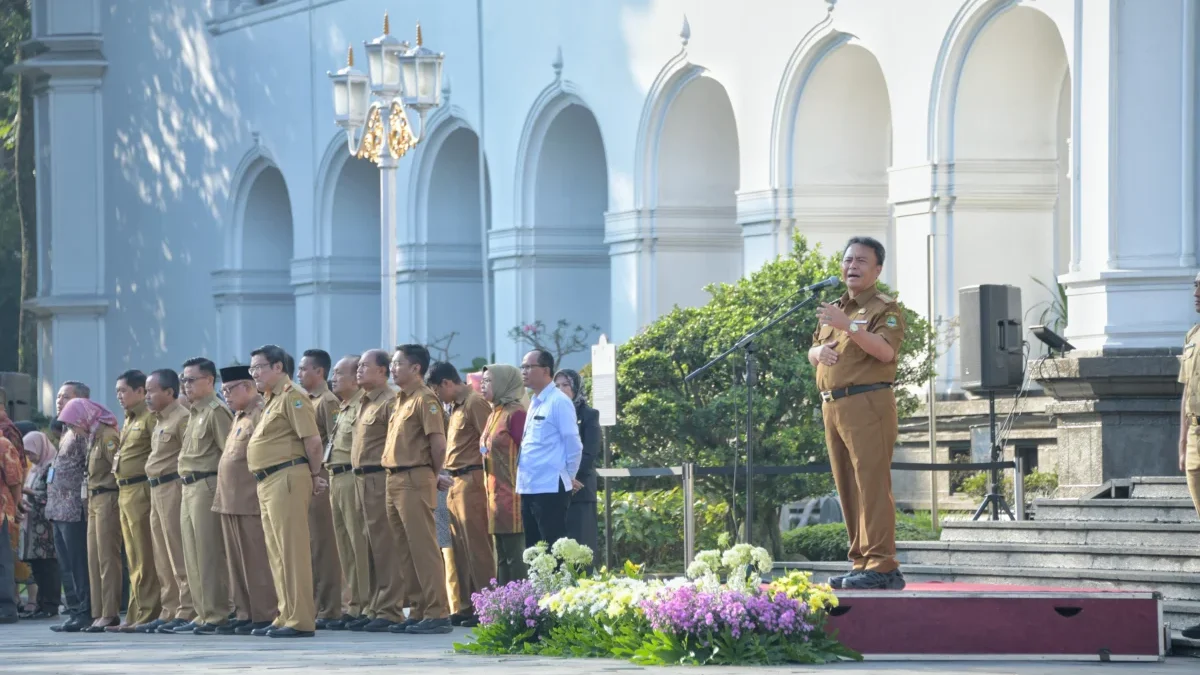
[19,0,1198,412]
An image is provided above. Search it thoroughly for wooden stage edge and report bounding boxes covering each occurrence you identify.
[825,582,1166,662]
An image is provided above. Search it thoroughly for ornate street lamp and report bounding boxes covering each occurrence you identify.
[328,12,444,348]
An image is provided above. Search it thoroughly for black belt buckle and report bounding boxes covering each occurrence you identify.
[90,487,117,497]
[329,464,352,476]
[448,464,483,478]
[117,475,148,488]
[181,471,216,486]
[253,457,306,483]
[385,465,419,476]
[149,473,179,488]
[352,465,384,476]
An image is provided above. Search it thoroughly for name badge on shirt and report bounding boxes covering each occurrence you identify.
[113,452,121,473]
[80,483,88,500]
[46,466,55,484]
[852,320,868,325]
[322,441,333,464]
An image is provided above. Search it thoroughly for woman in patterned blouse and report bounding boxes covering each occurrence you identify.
[479,364,527,585]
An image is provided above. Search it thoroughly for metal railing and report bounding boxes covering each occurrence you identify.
[597,457,1025,571]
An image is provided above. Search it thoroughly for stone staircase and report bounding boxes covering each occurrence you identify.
[779,476,1200,648]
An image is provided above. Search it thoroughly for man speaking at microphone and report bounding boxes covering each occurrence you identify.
[808,236,906,591]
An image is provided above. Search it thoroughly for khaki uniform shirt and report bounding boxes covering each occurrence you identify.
[214,397,264,516]
[812,285,906,392]
[246,377,320,473]
[115,401,156,480]
[1180,325,1200,416]
[308,382,339,449]
[328,390,363,466]
[382,382,446,469]
[87,425,121,491]
[445,390,491,471]
[146,400,190,478]
[178,393,233,475]
[352,387,395,468]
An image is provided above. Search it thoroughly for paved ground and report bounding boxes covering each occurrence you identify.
[2,619,1196,674]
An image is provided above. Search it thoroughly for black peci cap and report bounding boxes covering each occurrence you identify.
[219,365,253,383]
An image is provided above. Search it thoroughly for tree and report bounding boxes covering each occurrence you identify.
[0,1,33,376]
[508,319,601,366]
[607,235,933,557]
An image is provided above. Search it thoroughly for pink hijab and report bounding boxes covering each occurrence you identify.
[59,398,119,439]
[23,430,55,488]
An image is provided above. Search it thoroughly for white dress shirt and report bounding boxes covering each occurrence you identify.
[516,385,583,494]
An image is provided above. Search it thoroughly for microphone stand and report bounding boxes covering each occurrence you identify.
[685,285,831,545]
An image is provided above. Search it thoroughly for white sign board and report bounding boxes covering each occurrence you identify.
[591,334,617,427]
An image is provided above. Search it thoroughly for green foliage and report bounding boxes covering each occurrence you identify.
[781,512,940,562]
[0,2,31,373]
[600,488,729,572]
[1026,276,1068,335]
[960,468,1059,504]
[608,234,934,553]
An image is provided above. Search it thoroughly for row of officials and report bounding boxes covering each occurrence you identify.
[45,343,594,638]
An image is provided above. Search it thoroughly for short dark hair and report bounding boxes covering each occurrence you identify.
[531,348,554,373]
[395,344,431,376]
[302,349,332,378]
[63,380,91,399]
[426,361,462,386]
[181,357,218,381]
[283,352,295,378]
[844,236,886,267]
[364,350,389,369]
[149,369,180,399]
[250,345,288,369]
[117,369,147,391]
[50,419,65,434]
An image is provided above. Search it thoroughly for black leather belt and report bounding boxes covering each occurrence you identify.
[90,486,118,496]
[352,465,386,476]
[117,475,149,487]
[253,457,308,483]
[181,471,218,485]
[385,465,426,476]
[820,382,892,403]
[149,473,180,488]
[328,464,353,476]
[447,464,483,478]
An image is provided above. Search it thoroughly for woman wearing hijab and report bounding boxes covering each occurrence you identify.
[553,369,601,566]
[478,364,527,584]
[58,398,123,632]
[19,430,61,619]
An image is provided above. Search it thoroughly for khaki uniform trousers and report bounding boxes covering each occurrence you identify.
[447,470,495,613]
[87,491,124,618]
[355,471,409,622]
[180,476,232,625]
[442,547,459,613]
[150,480,195,621]
[330,470,372,617]
[118,482,161,626]
[384,466,449,620]
[309,467,343,619]
[1186,426,1200,517]
[258,464,315,631]
[221,514,278,623]
[822,387,899,573]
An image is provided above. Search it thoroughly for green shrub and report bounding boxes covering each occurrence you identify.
[780,512,940,562]
[960,468,1058,504]
[598,488,729,572]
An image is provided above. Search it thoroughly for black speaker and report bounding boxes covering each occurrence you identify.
[959,284,1024,392]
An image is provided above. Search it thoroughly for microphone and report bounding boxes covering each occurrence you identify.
[802,275,841,293]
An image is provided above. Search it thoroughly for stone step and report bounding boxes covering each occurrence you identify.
[937,520,1200,548]
[895,541,1200,573]
[1166,600,1200,633]
[1130,476,1193,500]
[1032,498,1199,523]
[775,561,1200,615]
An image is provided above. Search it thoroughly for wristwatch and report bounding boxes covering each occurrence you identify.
[848,323,860,334]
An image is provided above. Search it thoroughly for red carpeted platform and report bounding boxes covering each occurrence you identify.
[824,582,1164,661]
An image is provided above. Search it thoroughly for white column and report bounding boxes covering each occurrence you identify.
[1061,0,1197,350]
[379,157,399,349]
[19,0,110,412]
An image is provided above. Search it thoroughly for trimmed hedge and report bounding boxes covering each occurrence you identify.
[780,512,939,562]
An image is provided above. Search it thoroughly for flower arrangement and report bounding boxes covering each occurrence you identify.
[455,538,860,665]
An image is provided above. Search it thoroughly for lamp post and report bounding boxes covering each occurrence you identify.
[329,12,444,349]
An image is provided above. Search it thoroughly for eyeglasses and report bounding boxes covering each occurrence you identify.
[248,363,270,372]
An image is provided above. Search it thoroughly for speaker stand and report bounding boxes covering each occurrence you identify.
[972,390,1015,521]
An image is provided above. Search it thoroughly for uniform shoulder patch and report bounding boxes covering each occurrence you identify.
[293,399,304,409]
[885,313,899,328]
[429,402,440,415]
[106,439,116,451]
[875,292,895,304]
[208,399,220,410]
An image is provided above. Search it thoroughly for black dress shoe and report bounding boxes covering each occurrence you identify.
[85,619,120,633]
[388,618,420,634]
[1182,622,1200,640]
[268,626,315,638]
[236,620,270,636]
[156,618,187,634]
[193,623,221,635]
[217,619,250,635]
[345,616,372,631]
[59,618,89,632]
[133,619,165,633]
[170,620,201,634]
[251,623,277,637]
[363,618,396,633]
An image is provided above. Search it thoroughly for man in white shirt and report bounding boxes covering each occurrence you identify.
[516,349,583,548]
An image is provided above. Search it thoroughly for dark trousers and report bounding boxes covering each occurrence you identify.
[520,485,570,550]
[29,558,62,614]
[0,520,16,619]
[566,498,599,567]
[53,519,91,621]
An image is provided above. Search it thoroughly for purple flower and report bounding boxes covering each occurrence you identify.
[639,585,813,639]
[471,579,547,628]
